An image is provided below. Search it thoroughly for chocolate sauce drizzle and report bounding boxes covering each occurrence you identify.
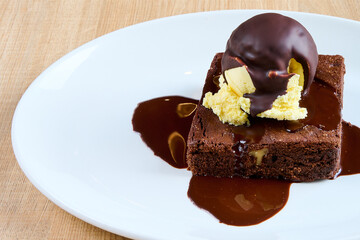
[188,176,290,226]
[231,118,266,164]
[222,13,318,116]
[132,96,197,168]
[299,79,341,130]
[339,121,360,176]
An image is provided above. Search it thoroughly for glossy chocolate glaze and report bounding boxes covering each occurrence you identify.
[222,13,318,116]
[299,79,341,131]
[339,121,360,176]
[188,176,290,226]
[220,79,341,154]
[132,96,197,168]
[231,118,266,164]
[284,79,341,133]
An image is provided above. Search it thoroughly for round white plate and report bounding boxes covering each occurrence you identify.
[12,10,360,240]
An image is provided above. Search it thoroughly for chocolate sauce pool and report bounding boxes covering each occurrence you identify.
[187,176,290,226]
[339,122,360,176]
[132,96,197,168]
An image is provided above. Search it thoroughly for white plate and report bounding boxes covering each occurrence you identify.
[12,10,360,240]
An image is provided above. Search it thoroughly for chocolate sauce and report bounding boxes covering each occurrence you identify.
[299,80,341,131]
[188,176,290,226]
[132,96,197,168]
[339,121,360,176]
[231,118,266,162]
[284,79,341,132]
[222,13,318,116]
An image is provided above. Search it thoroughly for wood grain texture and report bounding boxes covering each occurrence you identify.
[0,0,359,239]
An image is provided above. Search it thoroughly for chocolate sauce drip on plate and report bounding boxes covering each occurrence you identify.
[339,121,360,176]
[222,13,318,116]
[132,96,197,168]
[188,176,290,226]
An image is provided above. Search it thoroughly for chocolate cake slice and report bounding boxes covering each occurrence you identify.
[186,53,345,182]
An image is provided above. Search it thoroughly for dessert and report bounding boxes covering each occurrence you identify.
[132,13,360,226]
[186,13,345,182]
[131,12,360,226]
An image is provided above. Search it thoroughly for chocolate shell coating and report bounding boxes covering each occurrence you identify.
[222,13,318,117]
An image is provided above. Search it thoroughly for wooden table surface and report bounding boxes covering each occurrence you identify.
[1,0,359,239]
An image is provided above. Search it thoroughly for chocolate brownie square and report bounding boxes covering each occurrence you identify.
[186,53,345,182]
